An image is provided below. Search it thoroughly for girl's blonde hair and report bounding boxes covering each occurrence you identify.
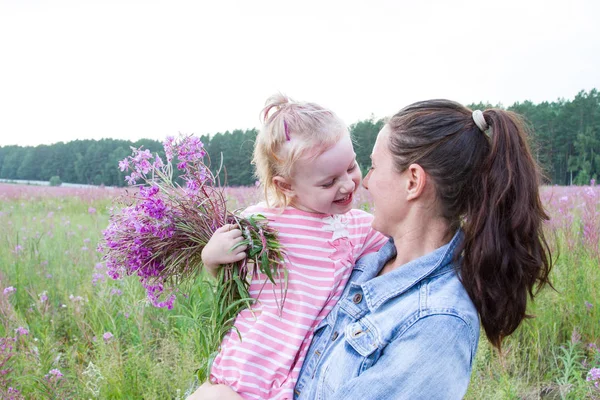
[253,93,348,208]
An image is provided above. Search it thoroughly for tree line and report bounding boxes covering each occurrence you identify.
[0,89,598,187]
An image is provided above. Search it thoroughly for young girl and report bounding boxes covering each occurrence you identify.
[201,94,388,399]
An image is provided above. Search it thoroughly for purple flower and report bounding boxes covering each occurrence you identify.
[92,273,106,286]
[588,368,600,388]
[88,207,97,214]
[8,387,20,394]
[3,286,16,295]
[585,301,593,310]
[15,326,29,336]
[153,154,164,169]
[118,158,130,172]
[103,332,114,342]
[125,173,138,185]
[163,136,175,162]
[46,368,63,379]
[39,291,48,303]
[13,245,23,254]
[110,288,123,296]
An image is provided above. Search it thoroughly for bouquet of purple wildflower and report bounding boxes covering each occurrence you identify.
[99,135,286,313]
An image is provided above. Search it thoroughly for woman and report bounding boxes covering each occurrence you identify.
[190,99,552,399]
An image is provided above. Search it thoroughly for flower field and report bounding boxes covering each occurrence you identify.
[0,182,599,399]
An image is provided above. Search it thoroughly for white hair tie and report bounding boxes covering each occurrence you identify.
[472,110,489,133]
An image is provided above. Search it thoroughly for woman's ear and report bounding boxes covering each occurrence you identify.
[273,176,294,198]
[406,163,427,201]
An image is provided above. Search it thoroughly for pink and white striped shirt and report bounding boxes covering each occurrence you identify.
[210,204,388,399]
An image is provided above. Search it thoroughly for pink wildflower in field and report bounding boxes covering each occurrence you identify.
[38,291,48,303]
[585,301,593,310]
[69,295,84,303]
[102,332,113,342]
[110,289,122,296]
[88,207,96,214]
[14,327,29,336]
[581,186,600,259]
[92,273,106,286]
[3,286,16,295]
[46,369,63,380]
[12,245,22,254]
[588,368,600,388]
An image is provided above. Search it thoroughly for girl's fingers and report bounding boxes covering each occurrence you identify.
[232,249,247,261]
[217,224,237,233]
[221,226,242,236]
[232,235,244,244]
[234,244,247,254]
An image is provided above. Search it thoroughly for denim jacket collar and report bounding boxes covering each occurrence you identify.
[354,230,463,312]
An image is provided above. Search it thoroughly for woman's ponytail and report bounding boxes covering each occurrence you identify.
[460,109,553,349]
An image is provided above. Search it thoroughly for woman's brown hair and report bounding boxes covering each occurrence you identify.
[387,99,552,349]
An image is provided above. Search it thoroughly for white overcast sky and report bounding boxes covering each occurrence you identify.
[1,0,599,147]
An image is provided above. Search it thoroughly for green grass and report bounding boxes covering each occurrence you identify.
[0,197,203,399]
[464,234,600,400]
[1,193,599,399]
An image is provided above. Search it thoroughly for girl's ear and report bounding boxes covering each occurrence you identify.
[273,176,295,198]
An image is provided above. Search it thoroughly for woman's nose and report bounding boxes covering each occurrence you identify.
[362,170,370,189]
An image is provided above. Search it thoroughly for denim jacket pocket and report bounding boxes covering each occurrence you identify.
[344,321,380,358]
[320,321,380,397]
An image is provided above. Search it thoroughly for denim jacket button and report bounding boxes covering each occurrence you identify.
[331,331,339,341]
[352,293,363,304]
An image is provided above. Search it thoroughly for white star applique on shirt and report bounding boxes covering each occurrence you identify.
[322,214,349,241]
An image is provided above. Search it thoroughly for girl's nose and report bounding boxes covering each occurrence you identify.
[339,176,355,194]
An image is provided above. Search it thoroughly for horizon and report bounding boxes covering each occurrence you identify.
[0,87,596,149]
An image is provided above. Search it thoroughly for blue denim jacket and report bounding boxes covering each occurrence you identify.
[294,231,479,400]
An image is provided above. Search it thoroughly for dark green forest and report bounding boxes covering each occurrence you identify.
[1,89,599,187]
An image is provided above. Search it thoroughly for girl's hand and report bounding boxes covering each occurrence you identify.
[186,382,243,400]
[201,224,248,277]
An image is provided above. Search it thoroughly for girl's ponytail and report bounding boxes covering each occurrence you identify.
[253,94,347,208]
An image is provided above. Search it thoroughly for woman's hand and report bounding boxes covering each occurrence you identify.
[201,224,248,277]
[186,381,243,400]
